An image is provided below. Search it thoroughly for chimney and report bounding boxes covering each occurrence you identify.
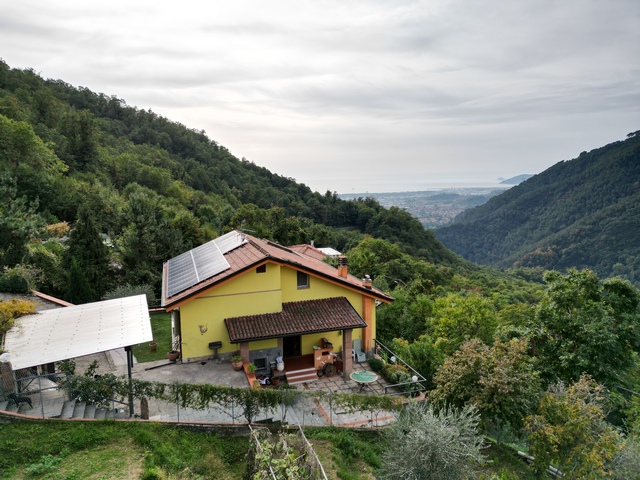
[310,240,315,247]
[362,274,372,289]
[337,256,348,278]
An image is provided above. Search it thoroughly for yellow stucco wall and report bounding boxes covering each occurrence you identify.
[249,338,278,350]
[178,262,374,360]
[179,264,282,359]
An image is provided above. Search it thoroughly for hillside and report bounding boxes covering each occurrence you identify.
[435,132,640,284]
[0,60,464,301]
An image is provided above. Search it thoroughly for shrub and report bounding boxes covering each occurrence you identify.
[368,357,385,372]
[0,297,37,336]
[381,363,408,380]
[0,268,32,293]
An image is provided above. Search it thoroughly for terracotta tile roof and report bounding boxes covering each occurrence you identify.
[225,297,367,343]
[162,230,393,308]
[288,244,326,261]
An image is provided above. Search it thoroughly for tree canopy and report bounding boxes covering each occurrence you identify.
[530,269,640,387]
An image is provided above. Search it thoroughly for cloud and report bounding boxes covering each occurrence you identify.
[1,0,638,193]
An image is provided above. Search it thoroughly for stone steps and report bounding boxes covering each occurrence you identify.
[286,367,318,385]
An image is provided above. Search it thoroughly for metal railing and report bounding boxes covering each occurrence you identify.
[373,339,427,396]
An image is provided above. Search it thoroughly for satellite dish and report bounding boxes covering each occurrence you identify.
[0,352,11,363]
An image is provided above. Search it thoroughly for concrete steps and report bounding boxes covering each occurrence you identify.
[84,404,96,419]
[1,393,129,420]
[286,367,318,385]
[0,400,19,413]
[60,399,76,418]
[58,400,127,420]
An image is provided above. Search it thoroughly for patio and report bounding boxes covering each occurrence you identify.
[2,349,403,428]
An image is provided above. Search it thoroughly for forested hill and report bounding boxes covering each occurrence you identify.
[435,132,640,285]
[0,60,464,300]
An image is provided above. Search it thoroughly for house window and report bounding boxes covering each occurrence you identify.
[256,264,267,274]
[297,271,309,289]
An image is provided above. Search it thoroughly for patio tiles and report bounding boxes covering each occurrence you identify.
[2,350,402,427]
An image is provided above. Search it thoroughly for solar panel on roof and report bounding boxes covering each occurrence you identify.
[192,240,228,282]
[166,250,200,298]
[215,230,246,254]
[165,232,247,298]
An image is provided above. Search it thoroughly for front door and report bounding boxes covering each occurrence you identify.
[283,335,301,358]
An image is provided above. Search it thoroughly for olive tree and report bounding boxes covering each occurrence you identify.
[377,402,485,480]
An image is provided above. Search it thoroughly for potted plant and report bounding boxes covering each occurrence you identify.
[149,341,157,352]
[247,363,257,374]
[231,355,243,371]
[167,338,180,361]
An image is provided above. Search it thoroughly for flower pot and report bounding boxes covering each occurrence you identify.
[167,351,179,361]
[149,342,157,351]
[232,361,243,371]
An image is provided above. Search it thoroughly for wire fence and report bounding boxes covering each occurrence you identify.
[1,372,406,428]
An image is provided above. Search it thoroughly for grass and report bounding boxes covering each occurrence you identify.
[0,420,249,480]
[477,441,539,480]
[132,313,172,363]
[0,419,536,479]
[305,427,382,479]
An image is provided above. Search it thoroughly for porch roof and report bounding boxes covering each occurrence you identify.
[225,297,367,343]
[3,295,152,370]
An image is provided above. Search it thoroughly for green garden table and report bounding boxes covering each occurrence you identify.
[350,371,378,392]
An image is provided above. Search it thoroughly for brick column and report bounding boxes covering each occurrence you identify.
[240,342,250,363]
[0,362,14,391]
[361,297,373,352]
[342,329,353,376]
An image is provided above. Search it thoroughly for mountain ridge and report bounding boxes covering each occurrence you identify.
[434,133,640,284]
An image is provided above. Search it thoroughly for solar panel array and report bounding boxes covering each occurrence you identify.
[166,231,247,298]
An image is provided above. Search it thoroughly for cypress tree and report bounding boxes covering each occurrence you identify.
[63,205,110,302]
[65,256,94,304]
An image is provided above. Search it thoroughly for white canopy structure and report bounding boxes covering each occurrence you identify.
[3,294,152,371]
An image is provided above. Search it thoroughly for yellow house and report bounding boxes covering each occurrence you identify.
[161,231,393,379]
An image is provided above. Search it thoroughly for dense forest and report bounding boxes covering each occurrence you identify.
[0,59,462,302]
[1,60,639,477]
[435,133,640,286]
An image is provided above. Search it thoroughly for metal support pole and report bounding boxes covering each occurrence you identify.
[125,346,134,417]
[38,375,44,419]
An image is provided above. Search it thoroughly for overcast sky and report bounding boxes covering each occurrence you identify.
[2,0,639,193]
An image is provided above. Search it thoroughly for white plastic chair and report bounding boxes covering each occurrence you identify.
[352,339,366,363]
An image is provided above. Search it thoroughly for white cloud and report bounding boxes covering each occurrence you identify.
[1,0,638,193]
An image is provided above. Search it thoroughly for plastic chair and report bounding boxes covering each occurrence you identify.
[351,349,366,363]
[351,339,366,363]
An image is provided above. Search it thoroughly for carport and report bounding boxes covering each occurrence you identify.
[1,294,152,416]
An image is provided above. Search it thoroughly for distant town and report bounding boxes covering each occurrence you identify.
[340,187,506,228]
[340,176,532,228]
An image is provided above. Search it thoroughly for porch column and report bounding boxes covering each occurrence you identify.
[361,296,374,352]
[342,329,353,376]
[277,337,284,355]
[240,342,250,363]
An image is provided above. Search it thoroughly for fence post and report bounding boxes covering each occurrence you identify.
[175,383,180,423]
